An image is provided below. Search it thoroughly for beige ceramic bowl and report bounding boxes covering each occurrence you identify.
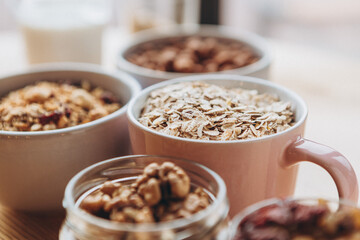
[117,25,271,88]
[0,63,141,211]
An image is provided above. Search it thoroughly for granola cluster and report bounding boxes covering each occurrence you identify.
[80,162,210,223]
[0,81,121,131]
[139,82,294,141]
[235,199,360,240]
[126,36,259,73]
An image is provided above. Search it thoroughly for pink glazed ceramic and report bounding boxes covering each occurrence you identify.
[127,75,358,216]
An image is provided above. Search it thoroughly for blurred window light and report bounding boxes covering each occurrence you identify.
[221,0,360,58]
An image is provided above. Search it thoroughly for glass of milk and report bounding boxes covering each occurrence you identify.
[17,0,111,64]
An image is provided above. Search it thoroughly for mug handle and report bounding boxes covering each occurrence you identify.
[283,138,359,202]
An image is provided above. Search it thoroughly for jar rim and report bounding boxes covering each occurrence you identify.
[63,155,228,233]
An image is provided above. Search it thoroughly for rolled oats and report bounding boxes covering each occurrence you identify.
[0,81,121,131]
[80,162,210,223]
[139,82,295,140]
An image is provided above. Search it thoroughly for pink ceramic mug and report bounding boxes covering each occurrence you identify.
[127,74,359,216]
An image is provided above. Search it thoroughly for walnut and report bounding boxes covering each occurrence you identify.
[100,181,121,196]
[159,162,190,199]
[138,178,162,206]
[104,186,132,212]
[184,193,204,213]
[110,207,154,223]
[80,192,110,213]
[133,207,154,223]
[110,210,127,222]
[129,193,145,208]
[155,187,210,222]
[143,162,159,177]
[80,162,210,225]
[120,207,154,223]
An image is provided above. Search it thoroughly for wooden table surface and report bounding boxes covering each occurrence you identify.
[0,29,359,239]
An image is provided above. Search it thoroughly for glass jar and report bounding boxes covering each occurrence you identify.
[229,197,360,240]
[60,155,229,239]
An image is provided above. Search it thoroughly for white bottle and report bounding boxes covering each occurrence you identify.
[17,0,110,64]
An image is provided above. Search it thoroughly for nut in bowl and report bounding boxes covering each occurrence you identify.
[230,198,360,240]
[60,155,229,239]
[127,74,358,216]
[117,25,271,87]
[0,63,141,211]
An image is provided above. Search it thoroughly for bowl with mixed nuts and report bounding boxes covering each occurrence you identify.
[117,25,271,87]
[60,155,229,240]
[230,198,360,240]
[127,74,358,216]
[0,63,141,211]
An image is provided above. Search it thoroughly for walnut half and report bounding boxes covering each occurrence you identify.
[79,161,210,224]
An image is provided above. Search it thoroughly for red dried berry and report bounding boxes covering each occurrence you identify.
[291,203,328,224]
[100,92,116,104]
[39,111,63,125]
[250,205,292,227]
[65,108,71,118]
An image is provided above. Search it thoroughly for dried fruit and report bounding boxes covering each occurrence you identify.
[234,199,360,240]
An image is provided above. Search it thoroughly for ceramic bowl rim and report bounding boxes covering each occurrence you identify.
[0,63,141,136]
[117,25,271,80]
[127,74,308,144]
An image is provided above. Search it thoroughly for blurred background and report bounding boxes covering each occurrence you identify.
[1,0,360,60]
[222,0,360,59]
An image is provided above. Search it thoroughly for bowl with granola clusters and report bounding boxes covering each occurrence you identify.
[230,198,360,240]
[117,25,271,87]
[0,63,141,211]
[60,155,229,239]
[127,74,358,216]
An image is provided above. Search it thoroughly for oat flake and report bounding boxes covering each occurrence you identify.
[139,82,295,140]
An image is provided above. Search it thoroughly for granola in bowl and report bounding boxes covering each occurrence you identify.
[138,81,295,141]
[0,81,121,131]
